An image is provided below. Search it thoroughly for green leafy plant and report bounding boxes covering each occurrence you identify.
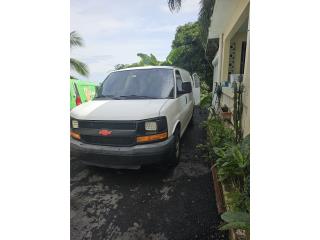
[219,211,250,231]
[200,81,213,109]
[199,116,235,166]
[165,22,213,88]
[114,53,163,70]
[215,135,250,235]
[200,92,212,109]
[206,117,234,147]
[214,135,250,190]
[233,81,245,143]
[199,104,250,234]
[225,184,249,213]
[167,0,216,46]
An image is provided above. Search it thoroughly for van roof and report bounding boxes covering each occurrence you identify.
[113,66,188,73]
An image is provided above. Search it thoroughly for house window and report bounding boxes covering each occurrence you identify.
[240,41,247,74]
[228,42,236,74]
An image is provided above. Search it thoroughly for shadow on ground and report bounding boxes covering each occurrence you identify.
[71,108,227,240]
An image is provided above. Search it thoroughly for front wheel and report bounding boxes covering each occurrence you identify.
[189,110,194,126]
[167,130,181,167]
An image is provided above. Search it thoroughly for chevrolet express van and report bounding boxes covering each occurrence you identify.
[70,66,200,169]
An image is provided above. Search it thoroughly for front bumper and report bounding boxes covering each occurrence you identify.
[70,136,175,168]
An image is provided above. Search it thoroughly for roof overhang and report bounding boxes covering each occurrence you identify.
[207,0,240,39]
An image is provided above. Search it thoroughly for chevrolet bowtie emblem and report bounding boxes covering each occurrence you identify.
[99,129,112,136]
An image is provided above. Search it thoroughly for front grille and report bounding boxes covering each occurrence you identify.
[71,118,167,147]
[78,120,136,130]
[81,135,136,147]
[73,120,137,147]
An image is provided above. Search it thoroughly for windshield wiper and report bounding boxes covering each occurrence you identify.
[94,94,120,100]
[119,95,159,99]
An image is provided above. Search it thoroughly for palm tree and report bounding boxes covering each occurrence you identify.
[70,31,89,77]
[168,0,182,11]
[167,0,215,45]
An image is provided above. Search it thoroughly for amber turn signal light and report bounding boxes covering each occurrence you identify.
[70,131,81,140]
[136,132,168,143]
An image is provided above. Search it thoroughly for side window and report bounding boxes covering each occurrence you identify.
[175,70,183,96]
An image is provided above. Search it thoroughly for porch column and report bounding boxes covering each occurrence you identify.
[221,35,230,82]
[242,17,250,136]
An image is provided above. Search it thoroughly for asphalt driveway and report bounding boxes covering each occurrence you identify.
[70,107,227,240]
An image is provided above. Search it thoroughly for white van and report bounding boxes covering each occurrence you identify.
[70,66,200,169]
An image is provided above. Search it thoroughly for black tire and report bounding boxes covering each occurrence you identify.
[189,112,194,126]
[167,129,181,167]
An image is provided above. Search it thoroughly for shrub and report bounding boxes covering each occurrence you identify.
[219,211,250,231]
[201,115,250,233]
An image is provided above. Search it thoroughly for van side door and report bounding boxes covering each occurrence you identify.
[175,69,189,132]
[192,73,201,106]
[179,70,194,125]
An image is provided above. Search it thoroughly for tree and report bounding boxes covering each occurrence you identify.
[168,0,182,11]
[70,31,89,77]
[114,53,163,70]
[114,64,127,70]
[198,0,215,45]
[137,53,161,66]
[166,22,213,89]
[168,0,215,45]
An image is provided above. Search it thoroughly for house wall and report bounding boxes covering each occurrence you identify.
[231,32,247,74]
[210,0,250,136]
[221,88,234,112]
[242,19,250,137]
[221,0,249,81]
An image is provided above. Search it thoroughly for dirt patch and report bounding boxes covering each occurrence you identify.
[163,162,210,182]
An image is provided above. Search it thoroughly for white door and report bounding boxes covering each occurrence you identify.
[175,70,189,132]
[192,73,200,106]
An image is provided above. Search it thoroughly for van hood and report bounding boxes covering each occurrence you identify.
[71,99,169,121]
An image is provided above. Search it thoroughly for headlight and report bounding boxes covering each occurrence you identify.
[72,120,79,129]
[136,116,168,144]
[145,121,157,131]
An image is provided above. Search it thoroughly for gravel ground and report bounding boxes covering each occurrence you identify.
[71,107,227,240]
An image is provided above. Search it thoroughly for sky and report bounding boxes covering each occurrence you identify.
[70,0,200,83]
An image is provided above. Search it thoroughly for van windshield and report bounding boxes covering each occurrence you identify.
[96,69,174,100]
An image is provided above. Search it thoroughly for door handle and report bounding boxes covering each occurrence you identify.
[185,96,187,104]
